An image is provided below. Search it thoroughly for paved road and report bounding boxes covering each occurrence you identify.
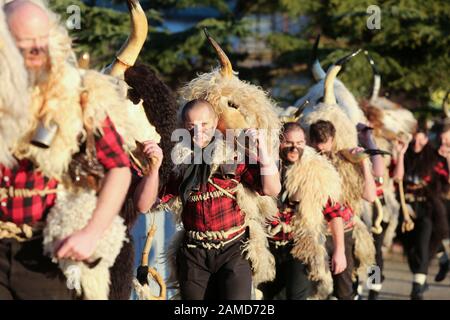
[361,249,450,300]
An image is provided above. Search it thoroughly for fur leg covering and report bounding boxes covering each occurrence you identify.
[235,184,277,286]
[352,215,376,277]
[108,234,135,300]
[43,187,127,299]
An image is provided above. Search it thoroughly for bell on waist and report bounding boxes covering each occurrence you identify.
[31,120,58,149]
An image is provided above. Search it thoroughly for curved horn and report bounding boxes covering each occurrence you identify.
[323,49,362,105]
[311,34,326,81]
[203,28,233,78]
[107,0,148,77]
[293,99,310,120]
[364,50,381,102]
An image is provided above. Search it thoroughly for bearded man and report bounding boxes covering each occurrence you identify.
[0,0,132,299]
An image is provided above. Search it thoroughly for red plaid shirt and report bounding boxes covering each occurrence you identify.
[323,199,354,231]
[0,117,130,225]
[160,163,263,235]
[269,205,295,242]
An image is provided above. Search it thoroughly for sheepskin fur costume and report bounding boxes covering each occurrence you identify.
[43,186,127,300]
[156,138,278,296]
[294,79,366,125]
[9,0,160,300]
[283,146,342,299]
[178,69,281,157]
[0,3,30,167]
[300,104,375,280]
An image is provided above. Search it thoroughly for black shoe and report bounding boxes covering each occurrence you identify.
[368,290,380,300]
[435,260,449,282]
[410,282,426,300]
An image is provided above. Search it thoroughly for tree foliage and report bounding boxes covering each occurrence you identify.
[49,0,449,109]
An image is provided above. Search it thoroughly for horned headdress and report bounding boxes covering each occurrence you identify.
[294,35,366,125]
[179,28,281,156]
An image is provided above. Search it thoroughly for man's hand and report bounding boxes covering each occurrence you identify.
[55,228,101,261]
[394,139,408,156]
[141,140,163,169]
[438,144,450,159]
[246,128,271,163]
[331,249,347,275]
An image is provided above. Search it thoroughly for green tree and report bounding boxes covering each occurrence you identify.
[49,0,449,110]
[50,0,248,88]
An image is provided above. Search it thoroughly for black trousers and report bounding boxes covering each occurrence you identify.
[402,202,433,275]
[325,230,355,300]
[258,242,312,300]
[177,235,252,300]
[372,221,389,283]
[0,236,76,300]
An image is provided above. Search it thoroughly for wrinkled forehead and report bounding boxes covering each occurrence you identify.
[6,2,50,39]
[282,128,305,142]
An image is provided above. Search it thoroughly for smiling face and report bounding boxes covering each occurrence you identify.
[280,127,305,163]
[412,131,428,153]
[183,101,218,148]
[6,1,51,77]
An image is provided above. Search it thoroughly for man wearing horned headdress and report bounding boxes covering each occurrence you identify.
[134,30,283,299]
[134,99,281,299]
[258,122,346,300]
[0,0,133,299]
[300,51,377,300]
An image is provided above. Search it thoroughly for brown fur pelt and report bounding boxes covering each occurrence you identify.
[284,146,342,299]
[124,65,178,185]
[108,233,135,300]
[108,182,142,300]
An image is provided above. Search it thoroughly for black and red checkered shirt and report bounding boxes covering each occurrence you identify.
[0,116,130,225]
[269,206,295,242]
[160,163,262,235]
[323,199,354,231]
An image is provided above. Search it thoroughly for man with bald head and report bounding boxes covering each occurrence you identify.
[5,0,50,85]
[134,98,281,300]
[0,0,132,300]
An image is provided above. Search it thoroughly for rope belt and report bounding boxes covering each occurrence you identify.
[187,224,246,241]
[0,187,57,200]
[0,221,45,242]
[186,227,246,250]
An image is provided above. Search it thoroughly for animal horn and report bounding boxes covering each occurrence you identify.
[323,49,362,105]
[204,28,233,78]
[311,34,326,81]
[339,148,390,164]
[107,0,148,77]
[364,50,381,103]
[292,99,310,120]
